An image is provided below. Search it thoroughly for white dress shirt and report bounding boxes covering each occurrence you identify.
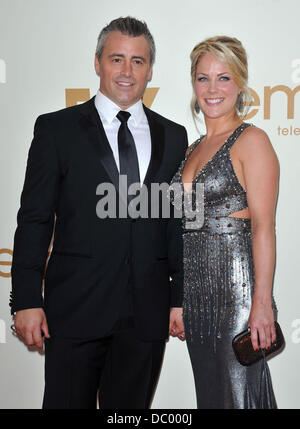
[94,90,151,185]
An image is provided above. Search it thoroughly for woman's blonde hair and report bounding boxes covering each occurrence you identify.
[190,36,252,120]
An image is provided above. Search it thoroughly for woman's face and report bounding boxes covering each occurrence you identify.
[194,52,241,120]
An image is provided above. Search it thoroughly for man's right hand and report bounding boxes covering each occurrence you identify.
[14,308,50,351]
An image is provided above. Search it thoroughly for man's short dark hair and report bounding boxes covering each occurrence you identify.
[96,16,156,66]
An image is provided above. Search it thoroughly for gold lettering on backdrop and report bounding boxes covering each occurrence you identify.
[244,88,260,120]
[142,88,159,108]
[0,248,12,278]
[264,85,300,119]
[277,126,300,136]
[66,89,91,107]
[65,88,159,108]
[64,86,299,123]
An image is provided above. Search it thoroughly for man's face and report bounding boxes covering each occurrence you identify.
[95,31,153,109]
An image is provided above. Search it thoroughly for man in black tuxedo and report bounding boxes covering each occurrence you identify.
[11,17,187,408]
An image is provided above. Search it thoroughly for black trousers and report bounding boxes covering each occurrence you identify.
[42,318,166,409]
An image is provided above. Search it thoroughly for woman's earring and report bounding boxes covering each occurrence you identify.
[195,99,200,114]
[236,92,244,112]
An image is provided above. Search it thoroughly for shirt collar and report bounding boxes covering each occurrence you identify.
[94,90,145,126]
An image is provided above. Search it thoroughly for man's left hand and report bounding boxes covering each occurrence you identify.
[169,307,185,341]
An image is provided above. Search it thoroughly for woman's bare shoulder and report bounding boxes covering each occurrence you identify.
[235,124,277,160]
[241,124,270,143]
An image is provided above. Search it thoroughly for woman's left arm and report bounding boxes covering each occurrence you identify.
[239,127,279,351]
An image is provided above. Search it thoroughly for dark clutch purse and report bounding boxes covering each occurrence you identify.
[232,321,285,366]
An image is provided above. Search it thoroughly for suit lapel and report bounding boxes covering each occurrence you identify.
[143,106,165,188]
[79,97,120,193]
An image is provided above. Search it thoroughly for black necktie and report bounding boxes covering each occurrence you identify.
[117,111,140,202]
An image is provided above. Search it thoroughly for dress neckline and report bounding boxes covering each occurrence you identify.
[182,123,246,187]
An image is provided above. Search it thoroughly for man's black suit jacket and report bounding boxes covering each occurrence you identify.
[10,97,188,341]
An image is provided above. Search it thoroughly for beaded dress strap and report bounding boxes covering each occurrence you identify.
[224,123,253,150]
[185,136,205,161]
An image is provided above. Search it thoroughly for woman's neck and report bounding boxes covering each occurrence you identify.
[204,112,242,140]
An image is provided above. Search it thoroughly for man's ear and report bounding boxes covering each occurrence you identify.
[94,54,100,76]
[147,66,153,82]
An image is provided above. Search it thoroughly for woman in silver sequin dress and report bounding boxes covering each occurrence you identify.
[169,36,279,408]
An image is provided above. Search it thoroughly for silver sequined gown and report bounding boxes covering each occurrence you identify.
[169,123,277,409]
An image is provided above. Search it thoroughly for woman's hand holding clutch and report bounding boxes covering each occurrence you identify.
[248,296,276,351]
